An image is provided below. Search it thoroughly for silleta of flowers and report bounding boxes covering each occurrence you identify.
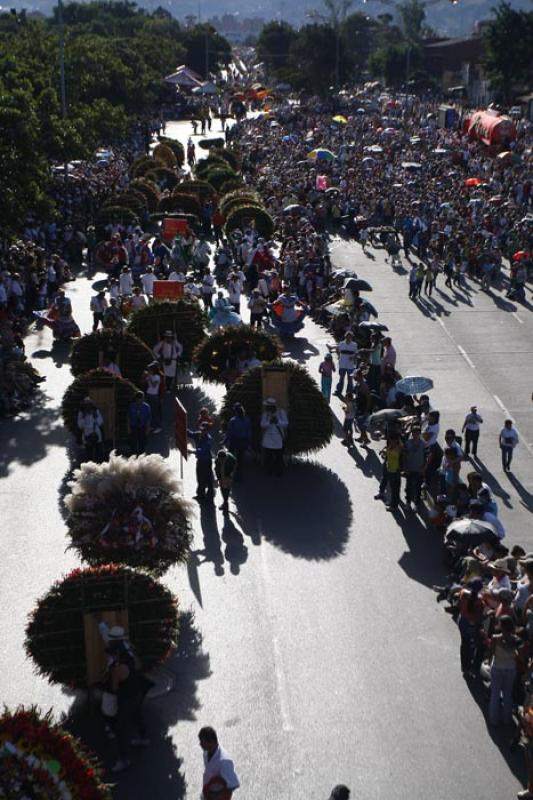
[0,707,111,800]
[25,564,179,689]
[64,452,193,573]
[193,325,282,384]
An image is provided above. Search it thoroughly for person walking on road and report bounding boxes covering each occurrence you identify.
[333,332,358,396]
[199,726,240,800]
[214,448,237,513]
[499,419,519,471]
[90,290,108,332]
[462,406,483,457]
[128,391,151,455]
[188,423,215,503]
[403,426,426,508]
[224,403,251,480]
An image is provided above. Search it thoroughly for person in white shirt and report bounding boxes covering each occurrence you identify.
[102,355,121,377]
[199,726,240,800]
[153,331,183,391]
[90,291,108,331]
[333,332,358,395]
[118,266,133,296]
[226,272,243,312]
[143,362,163,432]
[141,267,156,298]
[499,419,519,471]
[130,287,147,311]
[168,268,186,282]
[201,268,216,309]
[261,397,288,475]
[462,405,483,457]
[77,397,104,462]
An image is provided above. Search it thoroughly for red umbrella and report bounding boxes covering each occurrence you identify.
[464,177,482,187]
[513,251,532,261]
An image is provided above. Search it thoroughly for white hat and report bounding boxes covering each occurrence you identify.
[264,397,277,405]
[107,625,126,640]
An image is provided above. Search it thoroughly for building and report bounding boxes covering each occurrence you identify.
[423,36,494,106]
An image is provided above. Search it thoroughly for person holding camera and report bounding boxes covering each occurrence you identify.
[260,398,288,475]
[153,330,183,392]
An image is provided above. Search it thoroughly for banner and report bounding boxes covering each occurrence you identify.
[175,397,188,460]
[162,217,189,241]
[153,280,184,300]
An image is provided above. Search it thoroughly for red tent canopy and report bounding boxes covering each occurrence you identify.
[466,111,516,146]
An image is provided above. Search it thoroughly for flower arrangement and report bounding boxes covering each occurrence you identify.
[65,452,192,574]
[70,330,154,387]
[25,565,179,689]
[193,325,282,384]
[220,361,333,456]
[128,299,207,360]
[61,369,137,445]
[0,707,111,799]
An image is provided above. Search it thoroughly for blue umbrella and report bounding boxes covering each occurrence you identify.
[282,134,298,143]
[361,300,378,318]
[395,375,433,394]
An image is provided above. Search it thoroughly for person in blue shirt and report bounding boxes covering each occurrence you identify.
[224,403,251,481]
[128,391,151,455]
[187,423,215,502]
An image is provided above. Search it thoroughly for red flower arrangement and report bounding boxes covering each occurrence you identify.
[25,564,179,688]
[0,707,111,799]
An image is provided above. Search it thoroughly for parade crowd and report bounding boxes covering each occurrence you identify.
[2,80,533,798]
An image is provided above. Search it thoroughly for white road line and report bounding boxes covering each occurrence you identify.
[493,394,506,411]
[513,312,525,325]
[259,545,293,732]
[457,345,476,371]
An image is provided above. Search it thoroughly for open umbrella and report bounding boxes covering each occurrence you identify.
[433,147,449,155]
[362,156,376,166]
[395,376,433,395]
[344,278,373,292]
[368,408,406,429]
[365,145,383,154]
[402,162,422,170]
[282,134,298,143]
[283,204,304,214]
[332,268,358,279]
[360,299,378,317]
[308,148,336,161]
[356,108,366,114]
[358,321,388,331]
[513,250,532,261]
[325,186,340,194]
[332,115,348,124]
[465,177,482,187]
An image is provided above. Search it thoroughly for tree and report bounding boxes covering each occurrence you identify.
[290,24,340,92]
[182,24,231,78]
[256,21,297,75]
[341,12,381,79]
[483,2,533,100]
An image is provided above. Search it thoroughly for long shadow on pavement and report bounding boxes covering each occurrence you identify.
[65,611,210,800]
[282,335,320,364]
[0,392,65,478]
[232,459,352,559]
[471,457,514,511]
[394,504,450,588]
[507,472,533,514]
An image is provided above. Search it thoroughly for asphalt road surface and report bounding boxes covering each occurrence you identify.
[1,133,533,800]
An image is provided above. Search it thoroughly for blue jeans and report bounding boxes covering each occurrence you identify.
[336,368,353,394]
[321,375,332,402]
[501,445,513,470]
[489,665,515,725]
[458,617,483,675]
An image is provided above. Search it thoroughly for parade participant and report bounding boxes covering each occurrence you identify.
[199,726,240,800]
[226,271,244,313]
[224,403,252,480]
[153,331,183,392]
[130,286,147,311]
[201,268,216,309]
[188,423,215,503]
[270,284,306,337]
[211,291,242,329]
[102,354,121,377]
[128,391,151,455]
[462,405,483,458]
[333,332,358,396]
[260,398,288,475]
[118,266,133,297]
[90,290,108,332]
[109,638,149,773]
[247,288,268,328]
[318,352,335,402]
[77,397,104,462]
[143,361,163,433]
[499,418,519,471]
[214,448,237,513]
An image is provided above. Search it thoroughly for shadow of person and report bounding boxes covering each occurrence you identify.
[195,503,225,576]
[281,336,320,364]
[0,393,65,478]
[233,459,352,559]
[471,458,513,509]
[51,339,74,368]
[396,506,450,588]
[221,516,249,575]
[462,676,528,789]
[507,472,533,514]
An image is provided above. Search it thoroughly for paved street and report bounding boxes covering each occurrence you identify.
[1,127,533,799]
